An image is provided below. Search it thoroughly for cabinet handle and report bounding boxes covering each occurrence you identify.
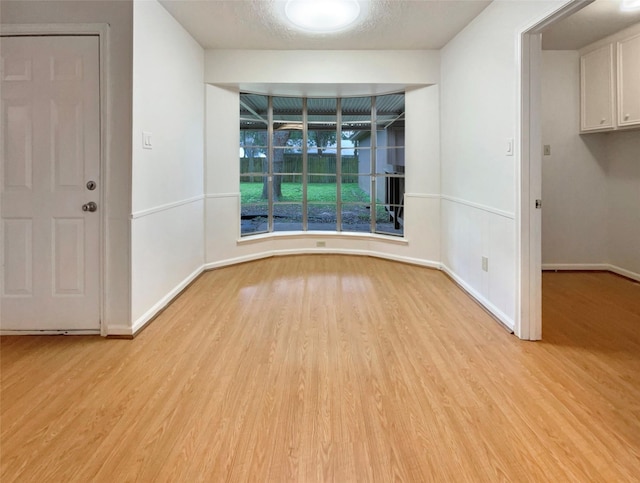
[625,114,630,120]
[600,118,606,124]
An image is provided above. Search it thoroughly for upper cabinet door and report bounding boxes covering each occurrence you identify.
[580,44,615,132]
[617,33,640,128]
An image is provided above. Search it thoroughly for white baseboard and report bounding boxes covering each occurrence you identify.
[203,249,441,271]
[609,265,640,282]
[542,263,640,282]
[0,329,100,336]
[105,324,135,337]
[440,264,515,332]
[541,263,610,271]
[125,265,205,336]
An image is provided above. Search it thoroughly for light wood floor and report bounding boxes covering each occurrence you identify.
[1,256,639,482]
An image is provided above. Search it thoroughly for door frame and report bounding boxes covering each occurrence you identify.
[516,0,593,340]
[1,23,110,335]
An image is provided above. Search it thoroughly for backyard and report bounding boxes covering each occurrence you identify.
[240,182,400,234]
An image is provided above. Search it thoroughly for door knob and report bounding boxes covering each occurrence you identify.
[82,201,97,212]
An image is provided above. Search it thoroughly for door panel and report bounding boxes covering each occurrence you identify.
[1,35,100,331]
[3,219,33,295]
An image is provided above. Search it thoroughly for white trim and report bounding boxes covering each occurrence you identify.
[404,193,440,199]
[542,264,640,282]
[440,264,515,332]
[0,330,101,336]
[0,23,110,36]
[441,195,515,219]
[205,192,240,199]
[128,265,204,336]
[610,265,640,282]
[105,324,135,337]
[517,0,589,341]
[542,263,610,271]
[1,23,112,337]
[204,250,440,271]
[237,230,409,245]
[130,195,204,219]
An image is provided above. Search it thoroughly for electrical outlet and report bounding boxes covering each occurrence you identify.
[316,241,326,247]
[482,256,489,272]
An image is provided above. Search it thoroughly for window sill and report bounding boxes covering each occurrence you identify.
[237,231,408,246]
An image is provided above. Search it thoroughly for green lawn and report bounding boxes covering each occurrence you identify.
[240,182,370,204]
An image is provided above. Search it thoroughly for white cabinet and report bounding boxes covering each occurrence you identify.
[580,23,640,133]
[580,44,615,132]
[617,32,640,128]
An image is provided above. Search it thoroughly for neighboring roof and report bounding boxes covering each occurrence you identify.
[240,93,405,133]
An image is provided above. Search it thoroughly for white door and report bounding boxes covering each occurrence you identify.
[1,35,101,332]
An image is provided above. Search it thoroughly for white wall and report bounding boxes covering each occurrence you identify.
[1,0,134,333]
[541,51,608,266]
[440,1,566,331]
[541,51,640,280]
[205,50,440,87]
[204,51,441,269]
[131,0,205,331]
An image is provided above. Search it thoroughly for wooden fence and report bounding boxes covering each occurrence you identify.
[240,154,359,183]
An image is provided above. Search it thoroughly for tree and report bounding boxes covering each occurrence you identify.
[262,130,290,201]
[259,129,340,200]
[309,130,337,155]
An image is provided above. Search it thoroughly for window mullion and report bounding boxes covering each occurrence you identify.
[302,97,308,231]
[268,96,274,232]
[336,98,342,232]
[370,95,376,234]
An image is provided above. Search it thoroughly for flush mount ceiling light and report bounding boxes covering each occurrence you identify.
[284,0,362,33]
[621,0,640,11]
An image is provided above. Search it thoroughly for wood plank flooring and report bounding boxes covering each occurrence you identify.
[1,256,639,481]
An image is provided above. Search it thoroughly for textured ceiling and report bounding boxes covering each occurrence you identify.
[158,0,492,50]
[543,0,640,50]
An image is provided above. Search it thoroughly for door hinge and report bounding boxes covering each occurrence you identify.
[535,199,542,209]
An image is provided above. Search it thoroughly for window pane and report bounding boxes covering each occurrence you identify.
[308,204,337,231]
[308,154,337,175]
[375,149,405,174]
[273,96,302,146]
[274,204,302,231]
[240,93,268,135]
[341,177,370,203]
[308,98,337,157]
[240,156,267,177]
[375,93,404,128]
[240,131,268,158]
[307,175,336,202]
[340,175,370,204]
[375,204,404,236]
[274,176,302,202]
[276,148,302,174]
[342,96,371,122]
[374,174,404,236]
[241,202,268,236]
[341,203,371,232]
[341,150,361,175]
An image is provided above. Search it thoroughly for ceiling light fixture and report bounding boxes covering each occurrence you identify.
[621,0,640,11]
[284,0,362,33]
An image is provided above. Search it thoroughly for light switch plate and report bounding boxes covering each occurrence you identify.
[506,138,514,156]
[544,144,551,156]
[142,131,153,150]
